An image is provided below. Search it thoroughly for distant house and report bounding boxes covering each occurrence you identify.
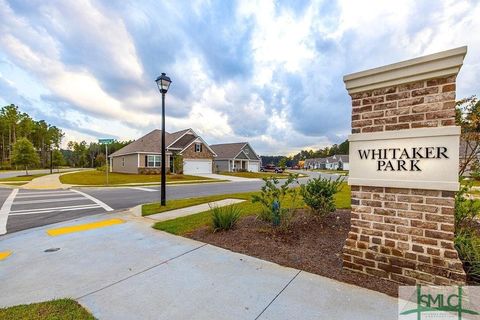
[210,142,261,172]
[304,155,349,170]
[304,158,326,170]
[109,128,217,174]
[325,155,349,170]
[459,138,480,176]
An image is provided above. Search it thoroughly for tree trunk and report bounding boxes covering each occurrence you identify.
[41,137,45,168]
[1,134,4,164]
[8,127,11,163]
[25,165,28,176]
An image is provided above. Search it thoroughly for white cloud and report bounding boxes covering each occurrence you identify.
[0,0,479,156]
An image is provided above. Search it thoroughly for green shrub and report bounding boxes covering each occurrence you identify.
[454,181,480,282]
[300,176,344,217]
[173,154,183,174]
[96,165,107,172]
[455,181,480,230]
[251,174,300,228]
[210,204,242,232]
[454,229,480,282]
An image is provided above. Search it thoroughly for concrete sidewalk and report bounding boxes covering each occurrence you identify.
[146,198,245,221]
[21,173,72,190]
[194,173,261,182]
[0,212,398,319]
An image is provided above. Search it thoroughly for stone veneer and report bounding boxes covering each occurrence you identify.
[343,75,466,285]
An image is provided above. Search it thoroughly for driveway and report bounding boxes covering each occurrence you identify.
[0,211,397,319]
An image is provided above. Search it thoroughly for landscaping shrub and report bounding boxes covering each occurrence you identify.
[251,174,300,228]
[455,181,480,230]
[300,176,344,217]
[210,204,242,232]
[173,154,183,174]
[454,228,480,282]
[454,181,480,282]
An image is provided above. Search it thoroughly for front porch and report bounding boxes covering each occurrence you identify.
[230,160,248,172]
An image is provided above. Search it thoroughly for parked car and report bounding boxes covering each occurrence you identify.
[260,165,284,173]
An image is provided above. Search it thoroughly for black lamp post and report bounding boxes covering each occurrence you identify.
[155,73,172,206]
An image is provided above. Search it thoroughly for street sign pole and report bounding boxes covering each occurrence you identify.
[98,139,114,186]
[105,143,109,186]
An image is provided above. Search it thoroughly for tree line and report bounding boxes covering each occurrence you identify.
[0,104,63,170]
[1,104,131,173]
[261,140,349,167]
[63,140,131,168]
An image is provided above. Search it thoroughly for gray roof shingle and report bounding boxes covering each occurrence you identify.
[210,142,248,159]
[110,129,195,157]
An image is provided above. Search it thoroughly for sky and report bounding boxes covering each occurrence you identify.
[0,0,479,155]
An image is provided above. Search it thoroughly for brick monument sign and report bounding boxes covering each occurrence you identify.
[342,47,468,285]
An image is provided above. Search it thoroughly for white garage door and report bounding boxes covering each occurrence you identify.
[248,162,259,172]
[183,159,212,174]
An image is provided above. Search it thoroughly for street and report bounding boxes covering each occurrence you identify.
[0,168,81,179]
[0,171,341,235]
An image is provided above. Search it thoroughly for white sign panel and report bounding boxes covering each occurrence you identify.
[349,127,460,191]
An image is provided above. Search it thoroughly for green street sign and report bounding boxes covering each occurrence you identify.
[98,138,114,144]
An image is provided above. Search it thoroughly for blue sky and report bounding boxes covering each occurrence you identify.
[0,0,479,155]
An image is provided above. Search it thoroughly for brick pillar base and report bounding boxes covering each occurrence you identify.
[343,186,465,285]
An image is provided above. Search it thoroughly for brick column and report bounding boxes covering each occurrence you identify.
[342,47,467,285]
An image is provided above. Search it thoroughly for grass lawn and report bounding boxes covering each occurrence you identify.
[0,299,94,320]
[0,173,48,182]
[218,171,292,179]
[150,183,351,235]
[59,170,213,186]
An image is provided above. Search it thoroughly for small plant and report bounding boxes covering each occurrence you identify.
[455,181,480,230]
[251,174,300,228]
[454,228,480,282]
[210,204,242,232]
[300,176,344,217]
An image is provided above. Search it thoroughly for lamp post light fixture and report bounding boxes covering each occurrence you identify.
[155,72,172,206]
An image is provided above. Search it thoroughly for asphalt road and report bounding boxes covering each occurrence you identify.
[0,171,343,235]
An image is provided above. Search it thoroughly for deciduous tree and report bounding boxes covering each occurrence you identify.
[11,137,39,175]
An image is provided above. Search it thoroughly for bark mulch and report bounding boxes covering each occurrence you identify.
[187,209,399,297]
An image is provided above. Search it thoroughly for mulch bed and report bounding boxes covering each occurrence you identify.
[187,209,399,297]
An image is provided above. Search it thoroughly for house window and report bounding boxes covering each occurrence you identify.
[195,143,202,153]
[122,157,125,167]
[147,155,161,167]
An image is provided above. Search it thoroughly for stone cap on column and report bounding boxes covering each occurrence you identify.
[343,46,467,94]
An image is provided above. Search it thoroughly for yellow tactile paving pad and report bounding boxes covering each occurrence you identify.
[47,218,125,236]
[0,251,12,261]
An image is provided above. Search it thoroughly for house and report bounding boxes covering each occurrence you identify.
[459,138,480,176]
[325,155,349,170]
[109,128,217,174]
[304,155,349,170]
[210,142,261,172]
[304,158,326,170]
